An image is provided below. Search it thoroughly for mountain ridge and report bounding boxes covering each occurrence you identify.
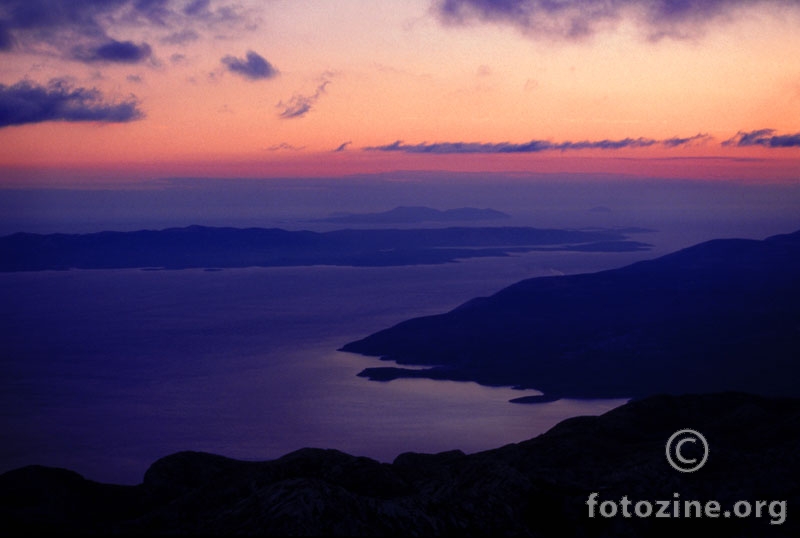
[341,230,800,399]
[2,392,797,536]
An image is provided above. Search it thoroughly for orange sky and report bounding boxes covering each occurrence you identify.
[1,0,799,185]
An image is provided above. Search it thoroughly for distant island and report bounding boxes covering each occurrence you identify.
[0,225,650,271]
[313,206,510,224]
[342,230,800,400]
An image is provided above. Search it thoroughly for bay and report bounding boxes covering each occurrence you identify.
[0,252,641,484]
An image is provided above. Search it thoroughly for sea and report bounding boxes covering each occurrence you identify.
[2,177,799,484]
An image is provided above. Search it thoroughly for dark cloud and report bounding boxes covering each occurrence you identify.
[723,129,800,148]
[0,0,133,45]
[435,0,799,40]
[0,0,250,58]
[278,80,330,119]
[366,134,710,153]
[73,40,152,63]
[558,138,659,150]
[221,50,278,80]
[0,79,144,127]
[0,21,15,50]
[769,134,800,148]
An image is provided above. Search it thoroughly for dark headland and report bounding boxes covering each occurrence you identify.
[2,393,798,536]
[342,229,800,401]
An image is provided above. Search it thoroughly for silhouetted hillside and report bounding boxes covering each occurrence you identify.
[2,393,797,536]
[0,225,649,271]
[342,230,800,399]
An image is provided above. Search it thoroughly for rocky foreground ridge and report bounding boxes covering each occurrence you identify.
[2,392,798,536]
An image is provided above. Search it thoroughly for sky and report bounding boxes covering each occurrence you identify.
[1,0,799,185]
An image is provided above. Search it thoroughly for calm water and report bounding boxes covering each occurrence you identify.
[4,178,800,484]
[0,251,646,484]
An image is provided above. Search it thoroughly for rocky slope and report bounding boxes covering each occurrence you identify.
[2,392,798,536]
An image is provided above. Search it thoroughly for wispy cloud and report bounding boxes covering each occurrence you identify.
[161,29,201,45]
[267,142,305,151]
[184,0,212,17]
[435,0,800,41]
[334,141,352,152]
[182,0,248,25]
[723,129,800,148]
[0,79,144,128]
[662,134,711,147]
[278,80,330,119]
[221,51,278,81]
[366,134,710,154]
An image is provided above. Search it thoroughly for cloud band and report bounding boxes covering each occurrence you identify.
[366,134,710,154]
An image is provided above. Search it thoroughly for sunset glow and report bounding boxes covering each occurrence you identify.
[1,0,799,185]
